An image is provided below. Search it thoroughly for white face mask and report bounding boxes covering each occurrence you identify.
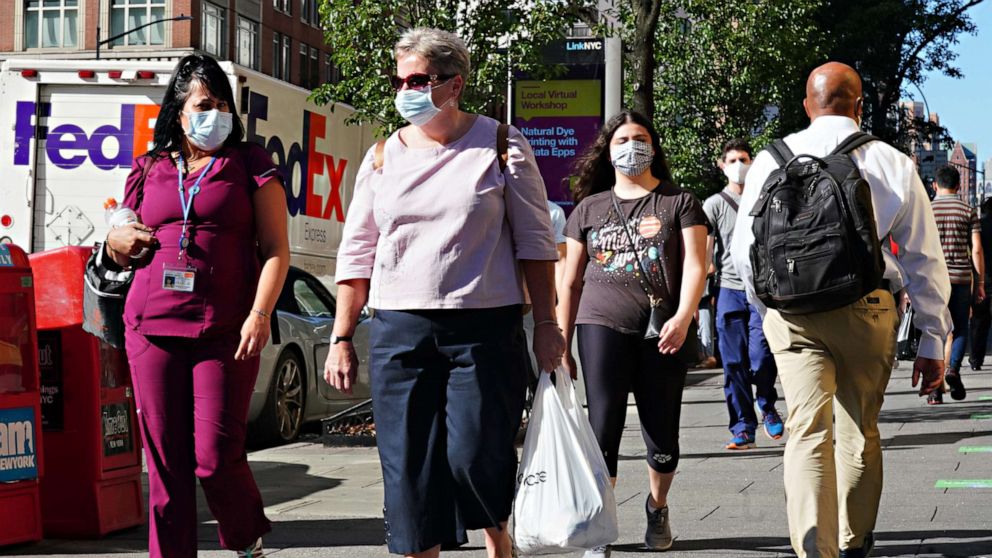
[723,161,751,185]
[183,109,233,151]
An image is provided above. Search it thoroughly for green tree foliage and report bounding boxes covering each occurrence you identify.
[648,1,823,195]
[313,1,569,133]
[777,0,986,152]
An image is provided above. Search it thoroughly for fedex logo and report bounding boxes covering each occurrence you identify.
[13,101,158,170]
[246,91,348,222]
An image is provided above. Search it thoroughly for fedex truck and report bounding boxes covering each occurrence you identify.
[0,58,378,287]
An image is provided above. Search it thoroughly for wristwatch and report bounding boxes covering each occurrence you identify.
[330,334,353,344]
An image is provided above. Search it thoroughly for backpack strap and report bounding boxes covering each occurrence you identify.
[831,132,877,156]
[497,123,510,173]
[766,139,794,167]
[718,191,739,213]
[372,140,386,171]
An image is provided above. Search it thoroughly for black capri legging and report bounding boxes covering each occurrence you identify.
[577,324,688,477]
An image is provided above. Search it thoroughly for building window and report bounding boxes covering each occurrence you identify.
[109,0,165,46]
[299,43,309,88]
[24,0,79,49]
[310,46,319,87]
[301,0,319,26]
[237,17,259,70]
[201,2,226,57]
[273,33,290,82]
[273,0,291,16]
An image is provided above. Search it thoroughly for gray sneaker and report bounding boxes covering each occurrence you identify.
[583,545,611,558]
[644,497,673,550]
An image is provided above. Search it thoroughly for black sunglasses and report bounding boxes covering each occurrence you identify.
[389,73,456,91]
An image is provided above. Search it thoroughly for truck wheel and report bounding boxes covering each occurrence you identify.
[254,349,306,445]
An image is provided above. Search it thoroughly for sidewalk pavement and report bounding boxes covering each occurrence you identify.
[5,363,991,558]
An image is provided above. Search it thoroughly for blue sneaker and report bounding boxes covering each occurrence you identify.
[840,531,874,558]
[725,432,755,450]
[763,410,785,440]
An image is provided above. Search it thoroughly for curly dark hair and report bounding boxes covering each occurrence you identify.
[149,53,245,156]
[571,110,673,204]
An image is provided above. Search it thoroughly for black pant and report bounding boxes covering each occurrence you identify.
[577,324,687,477]
[970,294,992,366]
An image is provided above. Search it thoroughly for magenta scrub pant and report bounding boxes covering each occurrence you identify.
[126,330,271,558]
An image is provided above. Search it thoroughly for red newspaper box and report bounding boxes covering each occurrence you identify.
[29,246,144,537]
[0,244,44,547]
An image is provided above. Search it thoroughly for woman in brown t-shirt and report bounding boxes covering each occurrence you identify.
[559,111,708,556]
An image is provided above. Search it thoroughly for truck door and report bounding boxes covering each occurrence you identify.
[31,85,161,252]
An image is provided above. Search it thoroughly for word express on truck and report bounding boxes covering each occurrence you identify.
[0,58,378,288]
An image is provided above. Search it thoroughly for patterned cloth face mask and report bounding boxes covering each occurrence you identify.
[611,140,654,177]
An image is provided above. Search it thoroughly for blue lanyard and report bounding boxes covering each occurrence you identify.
[177,154,217,259]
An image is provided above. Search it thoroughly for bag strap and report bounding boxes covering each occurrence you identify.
[610,191,666,307]
[718,191,739,213]
[766,139,794,167]
[497,123,510,173]
[830,131,877,156]
[372,140,386,171]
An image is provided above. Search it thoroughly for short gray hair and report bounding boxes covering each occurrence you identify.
[394,27,471,85]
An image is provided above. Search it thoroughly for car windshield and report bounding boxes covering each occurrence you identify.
[293,278,334,318]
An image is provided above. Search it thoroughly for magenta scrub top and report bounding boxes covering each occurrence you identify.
[121,142,281,337]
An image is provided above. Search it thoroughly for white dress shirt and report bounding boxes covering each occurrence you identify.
[730,115,951,360]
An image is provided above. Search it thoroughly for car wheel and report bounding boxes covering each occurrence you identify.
[255,349,306,445]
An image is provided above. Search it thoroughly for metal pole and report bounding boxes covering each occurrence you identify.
[96,25,100,60]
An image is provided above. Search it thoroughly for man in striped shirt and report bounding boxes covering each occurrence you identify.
[931,165,984,404]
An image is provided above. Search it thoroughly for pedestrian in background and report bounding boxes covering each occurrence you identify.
[103,53,289,558]
[969,197,992,370]
[324,27,563,558]
[732,62,950,558]
[930,164,984,403]
[559,110,708,557]
[703,139,783,450]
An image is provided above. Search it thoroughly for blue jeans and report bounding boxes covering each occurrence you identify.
[717,288,779,435]
[948,283,972,371]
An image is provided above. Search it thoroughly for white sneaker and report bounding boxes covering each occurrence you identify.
[583,545,611,557]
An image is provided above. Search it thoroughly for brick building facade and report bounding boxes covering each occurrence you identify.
[0,0,334,90]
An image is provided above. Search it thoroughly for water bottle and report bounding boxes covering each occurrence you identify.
[104,198,147,258]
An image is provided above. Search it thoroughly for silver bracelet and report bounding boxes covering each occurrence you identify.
[251,308,271,319]
[535,319,560,329]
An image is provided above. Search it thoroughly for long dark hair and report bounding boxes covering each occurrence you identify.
[571,110,673,204]
[149,54,245,156]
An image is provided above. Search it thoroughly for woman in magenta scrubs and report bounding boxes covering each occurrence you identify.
[103,54,289,558]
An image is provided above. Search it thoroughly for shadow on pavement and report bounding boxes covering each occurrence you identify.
[880,404,992,423]
[883,429,986,448]
[251,460,342,510]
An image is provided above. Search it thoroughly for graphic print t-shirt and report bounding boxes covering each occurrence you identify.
[565,184,709,335]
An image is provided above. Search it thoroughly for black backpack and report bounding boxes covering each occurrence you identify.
[748,132,885,314]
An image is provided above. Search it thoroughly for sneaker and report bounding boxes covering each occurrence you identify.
[945,369,967,401]
[236,538,263,558]
[582,545,611,557]
[927,390,943,405]
[840,531,874,558]
[644,496,673,550]
[725,432,756,450]
[763,410,785,440]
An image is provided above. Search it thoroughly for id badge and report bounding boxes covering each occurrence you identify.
[162,266,196,292]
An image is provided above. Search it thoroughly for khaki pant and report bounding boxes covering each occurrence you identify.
[763,289,898,558]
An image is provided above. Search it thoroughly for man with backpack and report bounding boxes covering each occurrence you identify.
[703,139,783,450]
[730,62,951,558]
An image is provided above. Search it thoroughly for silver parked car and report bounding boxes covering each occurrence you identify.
[248,267,371,444]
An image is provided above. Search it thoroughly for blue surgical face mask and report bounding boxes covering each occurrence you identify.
[183,109,233,151]
[610,140,654,177]
[394,81,453,127]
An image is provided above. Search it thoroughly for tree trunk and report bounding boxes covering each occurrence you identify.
[629,0,660,120]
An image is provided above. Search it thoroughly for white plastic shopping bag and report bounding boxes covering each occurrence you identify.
[512,369,618,555]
